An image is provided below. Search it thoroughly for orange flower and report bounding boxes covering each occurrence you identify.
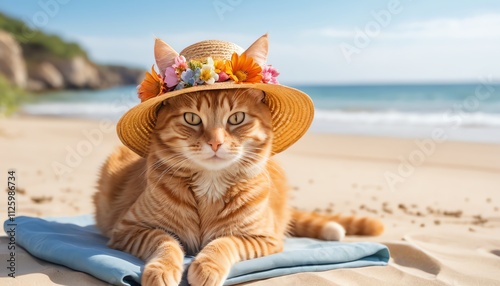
[214,59,227,73]
[138,65,166,102]
[226,53,262,83]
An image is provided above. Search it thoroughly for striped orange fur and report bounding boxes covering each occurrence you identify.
[94,89,383,286]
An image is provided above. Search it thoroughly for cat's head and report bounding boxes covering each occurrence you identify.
[150,88,272,173]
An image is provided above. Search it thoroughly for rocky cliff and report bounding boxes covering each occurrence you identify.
[0,31,26,88]
[0,13,143,92]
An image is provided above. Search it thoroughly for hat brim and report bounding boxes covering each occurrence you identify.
[117,82,314,157]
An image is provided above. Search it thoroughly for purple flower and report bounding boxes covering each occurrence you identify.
[164,67,179,88]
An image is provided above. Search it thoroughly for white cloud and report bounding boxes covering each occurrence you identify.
[283,13,500,83]
[392,14,500,39]
[313,28,354,38]
[311,13,500,40]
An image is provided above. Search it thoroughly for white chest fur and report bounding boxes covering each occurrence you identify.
[190,171,233,202]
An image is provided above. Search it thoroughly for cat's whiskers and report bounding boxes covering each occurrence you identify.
[244,152,283,176]
[148,152,184,173]
[161,155,191,176]
[169,158,192,181]
[147,156,194,186]
[150,156,192,192]
[141,144,179,175]
[159,158,191,189]
[238,154,272,181]
[142,157,167,177]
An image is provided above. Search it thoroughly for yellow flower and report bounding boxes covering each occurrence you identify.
[199,57,219,84]
[138,65,166,102]
[188,60,202,70]
[214,59,227,73]
[226,53,262,84]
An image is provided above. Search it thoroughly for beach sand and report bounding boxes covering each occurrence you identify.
[1,116,499,285]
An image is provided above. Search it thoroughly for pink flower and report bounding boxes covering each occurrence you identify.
[261,65,280,84]
[217,71,229,82]
[173,55,187,70]
[164,67,179,87]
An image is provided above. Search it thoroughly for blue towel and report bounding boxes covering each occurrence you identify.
[4,215,389,285]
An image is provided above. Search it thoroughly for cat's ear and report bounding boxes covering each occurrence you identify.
[154,38,179,77]
[243,34,268,67]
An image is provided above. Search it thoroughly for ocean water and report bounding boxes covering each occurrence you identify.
[20,83,500,143]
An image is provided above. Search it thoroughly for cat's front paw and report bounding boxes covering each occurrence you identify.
[187,255,229,286]
[142,259,183,286]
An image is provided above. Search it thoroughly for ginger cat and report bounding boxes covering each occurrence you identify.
[94,88,384,286]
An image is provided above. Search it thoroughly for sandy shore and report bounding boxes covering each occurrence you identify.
[1,116,499,285]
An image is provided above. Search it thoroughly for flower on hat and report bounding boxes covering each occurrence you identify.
[180,67,201,87]
[261,65,280,84]
[164,55,189,88]
[137,52,278,100]
[138,65,166,102]
[214,59,226,73]
[188,60,202,71]
[173,55,187,71]
[164,67,179,88]
[226,52,262,84]
[214,59,229,82]
[199,57,219,84]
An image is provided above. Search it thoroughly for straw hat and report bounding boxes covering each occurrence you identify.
[117,34,314,157]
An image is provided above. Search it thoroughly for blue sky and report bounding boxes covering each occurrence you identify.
[2,0,500,84]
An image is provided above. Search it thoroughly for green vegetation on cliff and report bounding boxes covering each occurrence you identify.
[0,75,28,115]
[0,11,142,95]
[0,12,87,61]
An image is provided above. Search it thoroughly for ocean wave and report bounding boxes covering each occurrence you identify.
[21,102,136,119]
[314,109,500,127]
[21,102,500,128]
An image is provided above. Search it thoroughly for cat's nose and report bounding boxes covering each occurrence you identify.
[207,128,225,152]
[208,141,222,152]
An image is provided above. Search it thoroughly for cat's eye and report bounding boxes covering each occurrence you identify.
[184,112,202,126]
[228,112,245,125]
